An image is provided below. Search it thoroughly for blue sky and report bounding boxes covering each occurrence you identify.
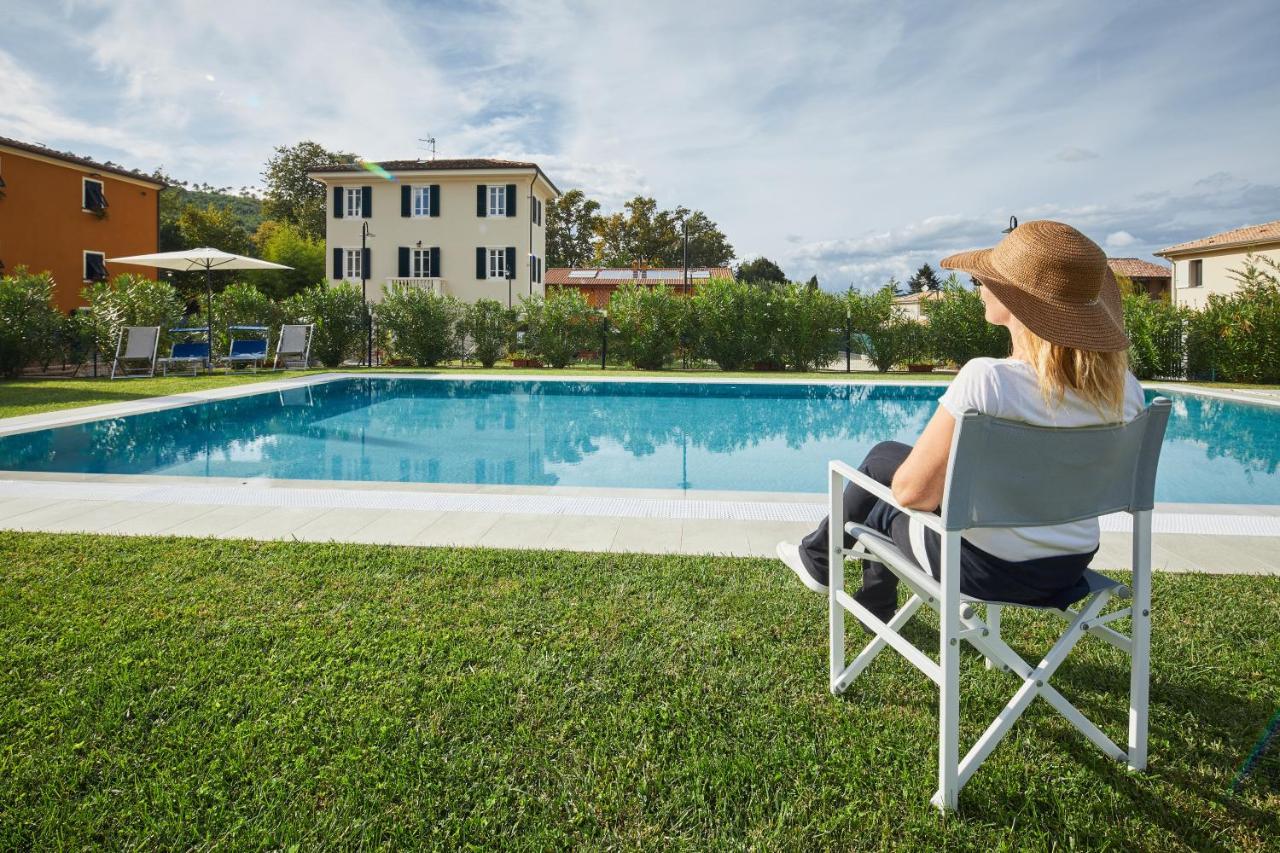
[2,0,1278,289]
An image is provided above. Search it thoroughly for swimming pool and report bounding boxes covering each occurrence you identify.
[0,377,1276,503]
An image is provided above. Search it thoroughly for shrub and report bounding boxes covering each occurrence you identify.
[286,281,366,367]
[0,267,64,376]
[373,285,463,367]
[521,289,598,368]
[461,299,517,367]
[775,283,841,371]
[1122,290,1187,380]
[843,286,911,372]
[921,277,1010,366]
[81,273,184,362]
[1183,255,1280,383]
[607,283,685,370]
[196,281,289,356]
[689,277,768,370]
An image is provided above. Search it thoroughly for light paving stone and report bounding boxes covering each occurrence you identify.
[0,496,71,523]
[413,512,502,547]
[290,508,383,543]
[475,513,557,550]
[543,515,623,552]
[30,501,156,534]
[347,510,443,545]
[744,520,815,558]
[162,505,270,538]
[678,519,756,557]
[220,507,333,541]
[96,503,221,536]
[610,518,685,554]
[1151,534,1279,576]
[3,500,100,531]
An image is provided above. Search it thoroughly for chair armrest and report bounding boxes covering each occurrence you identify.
[829,459,945,535]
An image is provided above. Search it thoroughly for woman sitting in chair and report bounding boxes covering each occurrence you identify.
[777,220,1146,619]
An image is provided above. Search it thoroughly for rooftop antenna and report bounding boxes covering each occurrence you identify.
[417,137,437,161]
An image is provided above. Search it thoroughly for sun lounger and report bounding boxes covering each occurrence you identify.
[110,325,160,379]
[273,323,313,370]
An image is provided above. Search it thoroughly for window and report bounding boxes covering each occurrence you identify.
[412,248,434,277]
[488,247,507,279]
[1188,259,1203,288]
[345,187,363,218]
[83,178,107,212]
[412,185,432,217]
[344,248,362,280]
[488,184,506,217]
[83,251,107,282]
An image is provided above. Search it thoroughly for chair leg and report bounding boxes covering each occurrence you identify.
[1128,510,1153,771]
[828,468,845,694]
[934,531,962,812]
[985,604,1002,670]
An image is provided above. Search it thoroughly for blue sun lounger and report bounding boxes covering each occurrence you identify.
[158,327,210,376]
[219,326,270,372]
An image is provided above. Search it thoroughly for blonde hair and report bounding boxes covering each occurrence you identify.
[1012,325,1129,420]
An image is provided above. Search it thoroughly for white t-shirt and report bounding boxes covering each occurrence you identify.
[936,357,1147,562]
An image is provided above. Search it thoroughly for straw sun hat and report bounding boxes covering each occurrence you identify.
[940,220,1128,352]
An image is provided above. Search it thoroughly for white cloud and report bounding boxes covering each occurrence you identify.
[1105,230,1137,248]
[1056,146,1100,162]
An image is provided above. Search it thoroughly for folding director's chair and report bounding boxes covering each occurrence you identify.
[828,399,1171,811]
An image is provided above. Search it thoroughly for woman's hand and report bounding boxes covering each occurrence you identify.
[890,405,956,511]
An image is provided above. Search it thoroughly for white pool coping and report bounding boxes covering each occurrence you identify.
[0,371,1276,574]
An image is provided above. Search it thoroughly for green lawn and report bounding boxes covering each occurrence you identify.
[0,533,1275,849]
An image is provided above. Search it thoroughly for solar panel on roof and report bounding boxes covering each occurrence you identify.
[644,270,681,280]
[568,270,597,278]
[597,270,633,280]
[690,271,711,279]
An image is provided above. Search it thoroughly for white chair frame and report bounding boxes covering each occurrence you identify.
[827,400,1171,811]
[109,326,160,380]
[273,323,313,370]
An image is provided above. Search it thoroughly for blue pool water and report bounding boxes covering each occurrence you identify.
[0,378,1277,502]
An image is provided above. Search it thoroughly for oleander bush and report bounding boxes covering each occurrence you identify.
[689,277,768,371]
[1121,289,1187,380]
[286,281,366,367]
[922,276,1010,366]
[81,273,185,362]
[191,281,290,356]
[775,283,841,371]
[1181,257,1280,384]
[461,299,518,368]
[521,289,598,368]
[374,284,464,368]
[0,268,64,376]
[607,283,686,370]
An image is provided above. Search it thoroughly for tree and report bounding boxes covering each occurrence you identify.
[607,283,685,369]
[594,196,734,268]
[261,141,354,239]
[177,203,252,256]
[907,263,941,293]
[806,274,819,290]
[736,257,787,284]
[250,221,326,300]
[155,168,264,252]
[545,189,601,268]
[921,274,1010,367]
[521,289,598,368]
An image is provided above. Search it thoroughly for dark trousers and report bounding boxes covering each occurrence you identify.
[800,441,1094,611]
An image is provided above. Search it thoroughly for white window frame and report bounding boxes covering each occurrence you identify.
[1188,259,1203,288]
[412,185,432,218]
[411,247,433,278]
[82,177,106,212]
[83,250,107,282]
[344,248,362,281]
[488,184,506,217]
[488,247,507,280]
[345,187,363,219]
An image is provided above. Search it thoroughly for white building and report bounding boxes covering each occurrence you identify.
[308,158,560,305]
[1155,219,1280,310]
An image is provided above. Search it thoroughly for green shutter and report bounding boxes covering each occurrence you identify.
[430,247,440,277]
[506,246,516,275]
[398,246,410,277]
[401,185,411,217]
[361,186,372,218]
[362,247,371,279]
[430,184,440,217]
[505,184,516,217]
[477,185,487,217]
[333,186,343,219]
[476,247,486,279]
[333,247,343,279]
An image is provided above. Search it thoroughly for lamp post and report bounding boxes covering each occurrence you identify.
[507,269,514,309]
[361,220,373,367]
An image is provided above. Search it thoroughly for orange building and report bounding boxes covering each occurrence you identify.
[0,135,164,311]
[546,265,734,308]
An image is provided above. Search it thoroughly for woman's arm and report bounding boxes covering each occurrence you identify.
[890,405,957,510]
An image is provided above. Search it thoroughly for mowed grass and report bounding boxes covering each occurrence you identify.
[0,533,1275,849]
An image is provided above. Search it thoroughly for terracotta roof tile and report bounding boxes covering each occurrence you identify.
[0,135,165,186]
[1157,220,1280,256]
[313,158,538,173]
[1106,258,1171,278]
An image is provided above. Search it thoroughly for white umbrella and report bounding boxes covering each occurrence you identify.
[108,248,292,347]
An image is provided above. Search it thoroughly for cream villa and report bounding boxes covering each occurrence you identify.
[308,158,560,304]
[1156,218,1280,310]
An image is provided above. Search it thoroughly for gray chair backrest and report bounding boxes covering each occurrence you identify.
[940,398,1171,531]
[277,324,311,355]
[122,326,160,359]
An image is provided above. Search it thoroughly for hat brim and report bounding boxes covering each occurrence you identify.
[940,248,1129,352]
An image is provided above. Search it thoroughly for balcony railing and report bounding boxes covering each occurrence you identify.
[384,277,446,296]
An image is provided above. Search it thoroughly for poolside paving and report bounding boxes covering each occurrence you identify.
[0,372,1277,575]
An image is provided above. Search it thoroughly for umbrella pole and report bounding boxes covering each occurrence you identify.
[206,265,213,364]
